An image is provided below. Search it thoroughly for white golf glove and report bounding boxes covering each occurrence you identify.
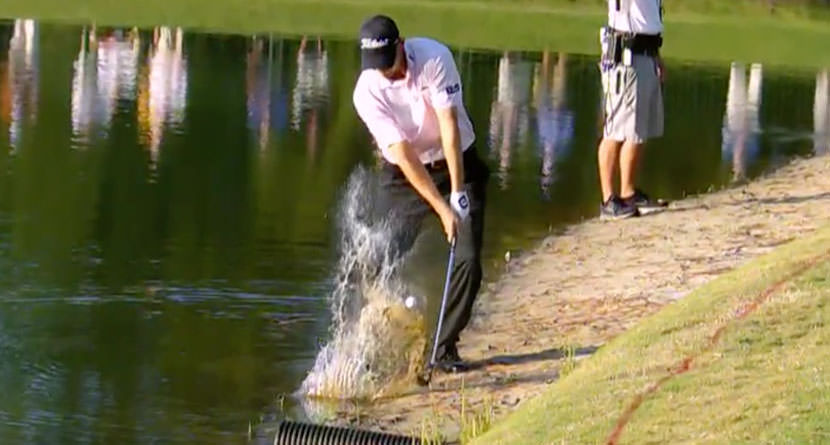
[450,190,470,220]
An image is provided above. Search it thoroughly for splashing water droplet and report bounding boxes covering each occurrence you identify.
[298,167,427,401]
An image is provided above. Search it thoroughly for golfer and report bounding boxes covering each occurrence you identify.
[352,15,490,373]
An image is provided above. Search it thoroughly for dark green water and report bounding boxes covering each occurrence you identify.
[0,19,826,444]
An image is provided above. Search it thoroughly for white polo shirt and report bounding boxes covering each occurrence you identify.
[353,37,475,165]
[608,0,663,35]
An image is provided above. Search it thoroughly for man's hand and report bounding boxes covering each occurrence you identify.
[437,202,459,243]
[656,55,666,84]
[450,190,470,220]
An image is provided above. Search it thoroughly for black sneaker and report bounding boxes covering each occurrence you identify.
[600,195,638,220]
[622,189,668,215]
[435,346,470,373]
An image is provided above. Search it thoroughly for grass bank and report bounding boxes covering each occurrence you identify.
[471,225,830,444]
[1,0,830,68]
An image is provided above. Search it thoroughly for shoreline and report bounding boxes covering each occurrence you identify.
[299,152,830,442]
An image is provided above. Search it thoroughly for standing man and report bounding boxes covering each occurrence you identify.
[352,15,489,372]
[597,0,667,219]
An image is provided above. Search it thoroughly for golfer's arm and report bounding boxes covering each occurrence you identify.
[388,141,450,214]
[436,107,464,192]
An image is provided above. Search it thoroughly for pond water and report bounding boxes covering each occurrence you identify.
[0,19,826,444]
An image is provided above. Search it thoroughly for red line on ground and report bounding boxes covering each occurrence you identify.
[605,252,829,445]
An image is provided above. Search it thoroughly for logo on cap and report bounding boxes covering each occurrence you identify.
[361,38,391,50]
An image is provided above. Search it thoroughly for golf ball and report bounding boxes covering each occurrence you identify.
[404,296,416,309]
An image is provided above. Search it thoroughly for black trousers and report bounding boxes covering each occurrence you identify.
[375,147,490,358]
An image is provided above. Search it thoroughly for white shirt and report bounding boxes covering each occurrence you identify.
[608,0,663,35]
[353,37,475,165]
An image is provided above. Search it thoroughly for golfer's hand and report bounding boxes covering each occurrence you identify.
[656,56,666,84]
[450,190,470,220]
[437,204,459,243]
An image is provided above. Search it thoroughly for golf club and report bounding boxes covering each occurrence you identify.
[417,236,456,386]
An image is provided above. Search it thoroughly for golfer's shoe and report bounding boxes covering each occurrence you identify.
[436,359,470,374]
[622,189,668,215]
[600,195,638,221]
[435,348,471,374]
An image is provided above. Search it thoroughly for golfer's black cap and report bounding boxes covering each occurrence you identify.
[359,15,400,71]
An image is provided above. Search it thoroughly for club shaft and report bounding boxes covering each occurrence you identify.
[428,238,456,368]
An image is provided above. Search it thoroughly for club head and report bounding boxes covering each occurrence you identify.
[416,367,433,386]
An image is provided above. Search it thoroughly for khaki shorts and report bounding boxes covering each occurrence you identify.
[601,54,664,143]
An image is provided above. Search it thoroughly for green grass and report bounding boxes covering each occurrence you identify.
[1,0,830,68]
[459,380,496,444]
[471,226,830,444]
[416,405,448,445]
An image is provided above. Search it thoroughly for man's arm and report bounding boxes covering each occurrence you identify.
[426,46,469,219]
[436,106,464,193]
[387,141,458,241]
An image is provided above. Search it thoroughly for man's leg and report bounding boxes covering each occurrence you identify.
[619,55,667,214]
[434,149,489,365]
[377,165,432,264]
[598,136,637,219]
[598,137,623,203]
[619,140,642,199]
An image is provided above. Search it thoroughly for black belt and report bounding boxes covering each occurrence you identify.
[382,157,450,177]
[630,33,662,56]
[425,147,479,171]
[613,30,662,56]
[385,148,475,175]
[425,158,450,171]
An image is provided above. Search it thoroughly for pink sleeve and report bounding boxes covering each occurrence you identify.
[353,86,405,159]
[425,48,463,110]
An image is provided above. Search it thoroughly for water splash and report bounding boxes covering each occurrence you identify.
[299,167,426,400]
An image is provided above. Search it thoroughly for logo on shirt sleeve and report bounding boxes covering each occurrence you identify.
[445,83,460,95]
